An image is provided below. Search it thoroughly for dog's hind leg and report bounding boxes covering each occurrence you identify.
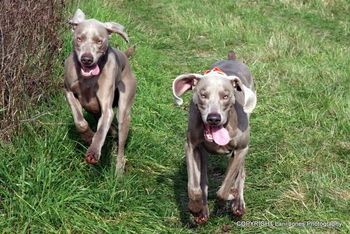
[115,71,136,174]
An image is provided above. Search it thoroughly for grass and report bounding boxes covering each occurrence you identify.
[1,0,349,233]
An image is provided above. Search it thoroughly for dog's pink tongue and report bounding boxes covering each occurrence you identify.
[91,65,100,76]
[81,65,100,77]
[211,126,230,146]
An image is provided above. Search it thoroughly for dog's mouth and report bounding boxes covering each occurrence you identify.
[204,124,230,146]
[81,64,100,77]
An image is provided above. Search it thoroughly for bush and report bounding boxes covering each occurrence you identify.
[0,0,65,141]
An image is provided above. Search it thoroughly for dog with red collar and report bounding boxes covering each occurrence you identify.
[172,51,257,224]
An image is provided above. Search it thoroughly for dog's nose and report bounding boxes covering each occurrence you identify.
[207,113,221,125]
[81,54,94,66]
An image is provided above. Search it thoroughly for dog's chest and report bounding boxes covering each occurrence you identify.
[71,80,100,114]
[203,141,234,154]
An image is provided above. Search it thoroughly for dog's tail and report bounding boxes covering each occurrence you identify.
[124,45,136,58]
[228,51,236,60]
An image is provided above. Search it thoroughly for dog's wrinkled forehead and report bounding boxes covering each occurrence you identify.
[196,76,234,93]
[74,19,109,38]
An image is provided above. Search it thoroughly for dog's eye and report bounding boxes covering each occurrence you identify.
[223,95,229,100]
[201,94,207,99]
[97,39,103,45]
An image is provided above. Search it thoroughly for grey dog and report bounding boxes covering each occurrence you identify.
[172,51,257,224]
[64,9,136,173]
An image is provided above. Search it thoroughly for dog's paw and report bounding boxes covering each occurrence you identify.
[189,201,209,225]
[231,198,245,217]
[85,148,100,164]
[193,213,208,225]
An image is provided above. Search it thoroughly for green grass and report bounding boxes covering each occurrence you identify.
[1,0,350,233]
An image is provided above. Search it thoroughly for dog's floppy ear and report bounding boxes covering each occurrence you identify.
[227,76,257,113]
[172,73,203,105]
[69,9,86,30]
[104,22,129,43]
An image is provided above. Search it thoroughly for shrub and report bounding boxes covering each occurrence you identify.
[0,0,64,141]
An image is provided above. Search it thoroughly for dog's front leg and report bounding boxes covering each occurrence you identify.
[186,141,208,224]
[85,105,114,164]
[216,147,248,217]
[65,90,94,144]
[199,145,209,223]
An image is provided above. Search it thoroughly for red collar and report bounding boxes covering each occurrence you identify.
[203,67,225,75]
